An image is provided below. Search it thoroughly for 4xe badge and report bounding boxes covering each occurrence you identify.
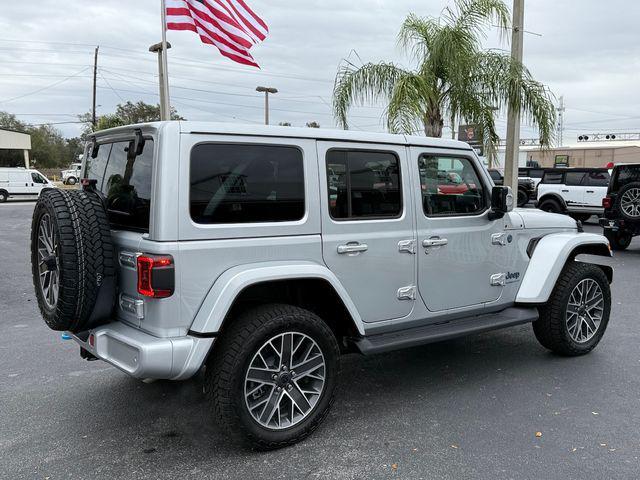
[506,271,521,283]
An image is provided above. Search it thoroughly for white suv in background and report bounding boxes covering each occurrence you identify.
[537,168,611,222]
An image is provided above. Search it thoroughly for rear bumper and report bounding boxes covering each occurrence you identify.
[71,322,214,381]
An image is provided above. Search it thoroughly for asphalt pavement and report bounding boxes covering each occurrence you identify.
[1,200,639,479]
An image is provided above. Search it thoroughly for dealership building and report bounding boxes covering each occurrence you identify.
[0,128,32,168]
[494,140,640,170]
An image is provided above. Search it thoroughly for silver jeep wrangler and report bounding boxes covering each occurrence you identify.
[31,122,613,449]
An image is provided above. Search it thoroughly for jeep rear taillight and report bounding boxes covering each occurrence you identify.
[137,255,174,298]
[602,196,612,209]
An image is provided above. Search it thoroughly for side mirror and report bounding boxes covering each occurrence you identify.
[488,186,515,221]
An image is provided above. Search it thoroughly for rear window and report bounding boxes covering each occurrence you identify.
[613,166,640,190]
[585,171,610,187]
[84,139,153,233]
[190,143,305,224]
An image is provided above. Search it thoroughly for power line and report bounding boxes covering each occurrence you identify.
[0,67,90,104]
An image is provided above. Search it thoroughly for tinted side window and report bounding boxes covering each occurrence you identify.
[565,172,586,186]
[190,144,305,224]
[542,172,563,184]
[529,169,544,178]
[326,150,401,219]
[99,140,153,232]
[585,171,610,187]
[419,156,486,216]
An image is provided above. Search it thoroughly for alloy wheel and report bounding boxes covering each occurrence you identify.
[565,278,604,344]
[620,188,640,218]
[244,332,326,430]
[37,213,60,309]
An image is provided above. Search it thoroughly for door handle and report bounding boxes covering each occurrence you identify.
[586,190,594,193]
[562,189,569,192]
[337,243,368,255]
[423,238,448,248]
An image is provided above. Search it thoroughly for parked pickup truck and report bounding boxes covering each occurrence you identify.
[30,122,614,449]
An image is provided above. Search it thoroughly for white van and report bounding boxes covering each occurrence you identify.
[0,168,55,202]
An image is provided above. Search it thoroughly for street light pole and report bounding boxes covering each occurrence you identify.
[504,0,524,194]
[256,86,278,125]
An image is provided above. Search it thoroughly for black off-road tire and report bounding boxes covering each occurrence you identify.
[604,229,632,251]
[67,177,77,186]
[539,198,563,214]
[0,189,8,203]
[533,262,611,356]
[31,188,116,333]
[517,188,529,208]
[206,304,340,450]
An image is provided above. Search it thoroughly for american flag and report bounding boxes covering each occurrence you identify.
[165,0,268,67]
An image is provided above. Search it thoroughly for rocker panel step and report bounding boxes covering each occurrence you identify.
[353,307,539,355]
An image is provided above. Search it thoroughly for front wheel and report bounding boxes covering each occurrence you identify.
[604,229,632,251]
[66,177,77,185]
[206,304,340,450]
[533,262,611,356]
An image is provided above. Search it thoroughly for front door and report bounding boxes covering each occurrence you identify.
[411,149,512,312]
[318,142,416,323]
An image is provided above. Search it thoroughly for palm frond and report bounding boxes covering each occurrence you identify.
[333,61,409,130]
[386,73,436,134]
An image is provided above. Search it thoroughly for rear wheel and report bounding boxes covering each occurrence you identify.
[0,190,7,203]
[539,198,563,214]
[66,177,77,186]
[604,229,632,251]
[533,262,611,356]
[206,304,340,450]
[517,188,529,208]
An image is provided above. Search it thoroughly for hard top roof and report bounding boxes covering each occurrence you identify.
[93,121,474,151]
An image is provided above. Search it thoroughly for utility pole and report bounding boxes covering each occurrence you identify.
[504,0,524,194]
[149,41,172,120]
[92,46,99,129]
[557,95,565,147]
[256,86,278,125]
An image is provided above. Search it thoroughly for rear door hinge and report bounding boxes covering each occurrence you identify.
[397,285,417,301]
[398,239,417,254]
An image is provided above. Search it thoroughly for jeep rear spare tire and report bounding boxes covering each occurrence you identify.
[616,182,640,221]
[31,188,116,333]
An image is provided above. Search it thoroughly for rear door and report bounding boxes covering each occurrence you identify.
[318,142,416,323]
[584,170,610,207]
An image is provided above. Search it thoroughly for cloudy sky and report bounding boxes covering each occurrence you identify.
[0,0,639,143]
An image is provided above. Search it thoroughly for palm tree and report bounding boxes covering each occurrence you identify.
[333,0,556,159]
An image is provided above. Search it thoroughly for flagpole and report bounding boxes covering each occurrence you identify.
[159,0,171,120]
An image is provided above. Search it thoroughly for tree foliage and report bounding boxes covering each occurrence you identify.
[79,101,185,139]
[333,0,556,158]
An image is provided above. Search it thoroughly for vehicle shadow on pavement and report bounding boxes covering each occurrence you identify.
[59,323,603,460]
